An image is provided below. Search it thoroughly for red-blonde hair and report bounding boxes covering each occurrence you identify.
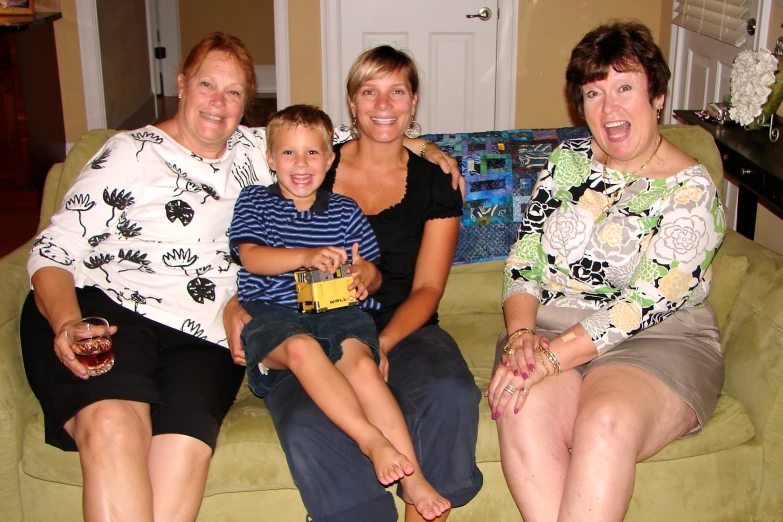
[180,32,256,107]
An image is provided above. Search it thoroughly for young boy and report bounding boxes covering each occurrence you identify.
[229,105,448,514]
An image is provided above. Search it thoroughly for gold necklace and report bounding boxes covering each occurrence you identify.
[602,134,663,180]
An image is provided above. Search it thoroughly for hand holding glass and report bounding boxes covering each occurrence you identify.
[65,317,114,376]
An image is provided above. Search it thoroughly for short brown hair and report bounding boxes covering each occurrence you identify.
[180,32,256,107]
[266,104,334,154]
[566,22,670,118]
[346,45,419,101]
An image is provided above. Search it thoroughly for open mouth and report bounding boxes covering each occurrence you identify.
[290,174,314,186]
[605,121,630,140]
[371,117,397,125]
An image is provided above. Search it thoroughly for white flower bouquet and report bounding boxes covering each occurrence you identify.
[728,49,783,129]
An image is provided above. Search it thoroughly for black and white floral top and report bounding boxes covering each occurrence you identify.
[28,125,317,345]
[503,137,726,353]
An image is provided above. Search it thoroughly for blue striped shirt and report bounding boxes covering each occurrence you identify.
[229,184,381,310]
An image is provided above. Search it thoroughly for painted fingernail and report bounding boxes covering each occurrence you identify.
[522,373,528,380]
[529,363,535,371]
[483,390,488,397]
[513,369,519,376]
[491,411,498,420]
[514,407,519,414]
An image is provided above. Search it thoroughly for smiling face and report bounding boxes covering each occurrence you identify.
[582,67,664,170]
[349,69,417,144]
[266,124,335,211]
[176,50,246,158]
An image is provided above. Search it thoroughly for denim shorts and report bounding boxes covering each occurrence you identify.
[240,302,380,397]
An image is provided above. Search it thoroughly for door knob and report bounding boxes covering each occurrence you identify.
[466,7,492,21]
[747,17,756,36]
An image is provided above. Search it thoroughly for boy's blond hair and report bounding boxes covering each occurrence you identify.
[266,104,334,153]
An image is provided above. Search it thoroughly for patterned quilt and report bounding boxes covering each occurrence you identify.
[422,127,592,264]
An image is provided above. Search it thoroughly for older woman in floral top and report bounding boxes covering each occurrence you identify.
[487,22,725,522]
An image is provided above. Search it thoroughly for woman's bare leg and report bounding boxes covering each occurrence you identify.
[337,339,450,521]
[263,334,413,484]
[558,365,698,522]
[66,399,154,522]
[495,370,582,522]
[148,434,212,522]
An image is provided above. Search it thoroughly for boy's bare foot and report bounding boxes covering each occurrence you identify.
[365,436,415,485]
[401,473,451,520]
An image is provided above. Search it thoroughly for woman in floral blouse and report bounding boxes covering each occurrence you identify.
[487,22,725,521]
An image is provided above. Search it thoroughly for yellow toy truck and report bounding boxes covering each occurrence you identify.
[294,264,358,313]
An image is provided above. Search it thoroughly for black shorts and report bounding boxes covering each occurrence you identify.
[20,286,245,452]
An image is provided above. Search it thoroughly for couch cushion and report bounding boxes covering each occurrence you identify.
[19,351,754,496]
[705,253,749,331]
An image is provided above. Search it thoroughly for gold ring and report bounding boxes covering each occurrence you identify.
[503,384,516,394]
[522,387,529,395]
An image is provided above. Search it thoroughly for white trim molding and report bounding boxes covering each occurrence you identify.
[321,0,342,122]
[495,0,518,131]
[76,0,106,129]
[274,0,291,109]
[320,0,518,131]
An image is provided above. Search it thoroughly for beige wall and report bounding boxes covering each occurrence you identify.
[514,0,664,128]
[288,0,323,107]
[179,0,275,65]
[50,0,87,142]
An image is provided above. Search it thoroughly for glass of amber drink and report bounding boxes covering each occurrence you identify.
[66,317,114,376]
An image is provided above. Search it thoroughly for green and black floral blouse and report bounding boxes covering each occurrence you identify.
[503,137,726,353]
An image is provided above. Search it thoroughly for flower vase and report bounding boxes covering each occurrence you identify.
[748,68,783,130]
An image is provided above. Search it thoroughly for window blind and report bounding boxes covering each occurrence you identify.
[672,0,750,47]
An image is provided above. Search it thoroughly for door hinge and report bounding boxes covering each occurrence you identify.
[154,46,167,60]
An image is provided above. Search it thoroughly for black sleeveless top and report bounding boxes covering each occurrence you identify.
[323,144,463,331]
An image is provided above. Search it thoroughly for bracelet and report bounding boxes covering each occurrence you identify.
[419,140,433,157]
[503,327,536,356]
[536,345,562,375]
[537,348,550,377]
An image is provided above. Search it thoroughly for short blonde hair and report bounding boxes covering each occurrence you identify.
[346,45,419,101]
[266,104,334,153]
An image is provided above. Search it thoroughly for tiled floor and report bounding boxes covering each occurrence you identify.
[0,95,279,261]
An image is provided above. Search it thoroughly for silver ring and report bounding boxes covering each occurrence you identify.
[503,384,516,395]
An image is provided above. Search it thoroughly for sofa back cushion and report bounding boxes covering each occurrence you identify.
[39,130,118,230]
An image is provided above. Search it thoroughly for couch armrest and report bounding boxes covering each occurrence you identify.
[716,230,783,520]
[0,243,38,521]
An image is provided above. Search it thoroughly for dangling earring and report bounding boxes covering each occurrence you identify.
[178,93,182,99]
[656,106,662,120]
[405,114,422,139]
[349,115,361,140]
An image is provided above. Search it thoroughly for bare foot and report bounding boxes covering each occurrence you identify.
[365,435,415,485]
[401,473,451,520]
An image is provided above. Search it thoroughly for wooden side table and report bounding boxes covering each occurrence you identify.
[673,109,783,240]
[0,11,64,211]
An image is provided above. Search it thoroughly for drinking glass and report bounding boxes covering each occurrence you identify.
[65,317,114,376]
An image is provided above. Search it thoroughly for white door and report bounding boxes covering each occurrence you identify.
[666,0,767,122]
[326,0,500,134]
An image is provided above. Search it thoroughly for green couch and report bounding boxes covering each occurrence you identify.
[1,125,781,521]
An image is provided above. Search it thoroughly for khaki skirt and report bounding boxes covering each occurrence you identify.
[496,303,724,435]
